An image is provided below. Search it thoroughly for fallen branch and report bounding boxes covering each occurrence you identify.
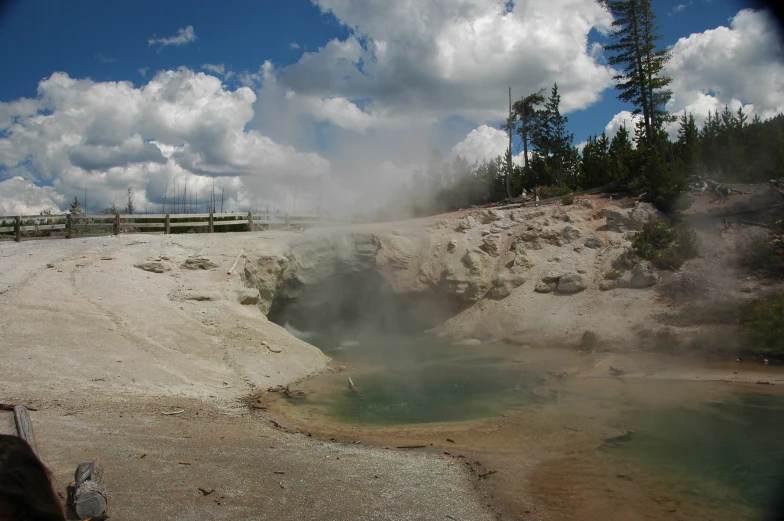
[0,403,38,412]
[227,248,244,275]
[161,409,185,415]
[740,219,782,229]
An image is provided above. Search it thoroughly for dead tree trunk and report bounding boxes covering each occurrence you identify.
[13,405,38,456]
[72,460,108,519]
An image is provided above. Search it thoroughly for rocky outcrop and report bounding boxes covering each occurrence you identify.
[488,274,527,300]
[535,281,557,293]
[562,226,581,243]
[481,235,502,257]
[628,260,660,288]
[135,261,170,273]
[557,273,587,294]
[236,288,261,305]
[455,216,476,232]
[584,236,602,249]
[478,209,504,224]
[602,202,665,232]
[182,258,218,270]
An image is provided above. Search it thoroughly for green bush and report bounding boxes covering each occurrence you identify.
[632,217,697,270]
[604,269,623,280]
[536,185,573,199]
[561,194,574,206]
[742,293,784,357]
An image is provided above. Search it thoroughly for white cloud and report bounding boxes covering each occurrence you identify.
[148,26,197,49]
[138,67,149,78]
[290,41,301,50]
[201,63,225,76]
[95,54,117,63]
[276,0,614,126]
[604,110,639,140]
[0,69,329,213]
[0,177,64,215]
[450,124,524,165]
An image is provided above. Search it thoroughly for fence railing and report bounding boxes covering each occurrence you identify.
[0,211,329,243]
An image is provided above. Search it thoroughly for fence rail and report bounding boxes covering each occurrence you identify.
[0,210,331,243]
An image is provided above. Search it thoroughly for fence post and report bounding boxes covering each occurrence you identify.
[114,213,120,236]
[247,211,253,232]
[165,214,170,234]
[66,213,72,239]
[209,212,214,233]
[15,216,21,243]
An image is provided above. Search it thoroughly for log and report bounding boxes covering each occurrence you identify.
[72,459,108,520]
[13,405,38,456]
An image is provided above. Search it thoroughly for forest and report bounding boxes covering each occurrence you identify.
[390,0,784,219]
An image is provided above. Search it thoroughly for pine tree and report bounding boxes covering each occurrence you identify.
[69,196,82,214]
[604,0,673,147]
[530,83,578,186]
[511,90,546,173]
[675,113,701,176]
[609,124,636,182]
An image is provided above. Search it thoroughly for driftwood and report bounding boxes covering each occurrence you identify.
[227,248,244,275]
[72,459,108,519]
[0,402,37,412]
[13,406,38,456]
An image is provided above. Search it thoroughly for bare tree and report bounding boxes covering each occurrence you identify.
[125,187,136,214]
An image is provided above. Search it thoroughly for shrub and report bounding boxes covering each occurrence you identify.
[739,225,784,279]
[536,185,573,199]
[742,293,784,358]
[604,269,623,280]
[632,217,697,270]
[561,194,574,206]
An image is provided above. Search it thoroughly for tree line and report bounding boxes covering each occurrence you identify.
[390,0,784,218]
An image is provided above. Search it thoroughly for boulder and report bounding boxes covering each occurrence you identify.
[135,261,170,273]
[541,272,563,283]
[602,202,665,232]
[481,235,502,257]
[488,274,527,300]
[557,273,587,294]
[182,258,218,270]
[612,249,638,270]
[236,288,261,305]
[628,260,660,288]
[584,236,603,249]
[562,225,581,243]
[479,209,504,224]
[535,281,557,293]
[455,216,476,232]
[447,239,458,253]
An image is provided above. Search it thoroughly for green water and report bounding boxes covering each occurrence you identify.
[297,332,544,425]
[605,392,784,511]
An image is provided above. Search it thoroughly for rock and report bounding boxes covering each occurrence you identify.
[461,250,487,275]
[625,232,637,241]
[447,239,458,253]
[577,268,586,274]
[479,209,504,224]
[510,210,527,222]
[481,235,502,257]
[458,339,482,346]
[562,225,581,243]
[602,202,665,232]
[535,281,557,293]
[557,273,587,294]
[577,199,594,209]
[511,250,534,271]
[740,286,754,293]
[491,221,513,233]
[135,261,170,273]
[580,331,598,350]
[46,263,55,268]
[182,258,218,270]
[599,280,618,291]
[236,288,261,305]
[584,236,603,249]
[573,246,584,253]
[455,216,476,232]
[488,274,527,300]
[628,260,660,288]
[169,289,218,301]
[541,272,563,283]
[612,249,638,270]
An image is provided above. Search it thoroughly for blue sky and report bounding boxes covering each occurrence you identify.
[0,0,758,143]
[0,0,781,214]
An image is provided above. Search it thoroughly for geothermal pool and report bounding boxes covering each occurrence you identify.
[265,331,784,520]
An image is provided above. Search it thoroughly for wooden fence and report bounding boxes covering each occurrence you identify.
[0,211,325,243]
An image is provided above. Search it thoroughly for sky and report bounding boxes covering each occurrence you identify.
[0,0,782,215]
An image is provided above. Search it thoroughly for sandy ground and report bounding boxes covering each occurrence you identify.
[0,231,496,520]
[1,190,781,520]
